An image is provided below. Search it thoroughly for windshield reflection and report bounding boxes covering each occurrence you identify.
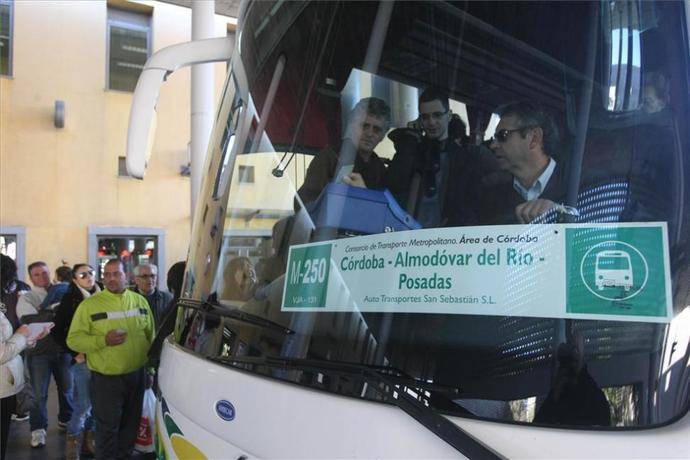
[179,0,690,430]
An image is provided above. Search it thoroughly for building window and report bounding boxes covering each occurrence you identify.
[0,226,26,279]
[88,226,165,289]
[0,234,17,260]
[0,0,13,76]
[107,7,151,92]
[117,156,129,176]
[96,236,158,286]
[238,165,255,183]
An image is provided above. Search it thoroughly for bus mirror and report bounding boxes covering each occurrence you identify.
[601,1,654,112]
[126,37,234,179]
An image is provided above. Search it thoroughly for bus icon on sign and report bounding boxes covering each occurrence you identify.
[594,250,633,291]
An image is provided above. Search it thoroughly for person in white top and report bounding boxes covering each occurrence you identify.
[1,304,50,460]
[16,261,74,448]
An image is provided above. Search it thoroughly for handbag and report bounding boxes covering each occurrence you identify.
[134,388,157,453]
[14,363,35,415]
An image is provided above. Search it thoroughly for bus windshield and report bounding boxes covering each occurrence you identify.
[597,254,631,271]
[179,0,690,430]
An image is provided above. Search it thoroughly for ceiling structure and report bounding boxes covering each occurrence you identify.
[158,0,242,18]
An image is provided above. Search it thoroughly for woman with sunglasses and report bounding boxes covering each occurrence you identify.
[52,264,102,460]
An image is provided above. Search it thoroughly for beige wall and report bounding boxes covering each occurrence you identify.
[0,0,233,277]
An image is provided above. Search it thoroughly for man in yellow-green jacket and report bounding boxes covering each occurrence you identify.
[67,259,154,460]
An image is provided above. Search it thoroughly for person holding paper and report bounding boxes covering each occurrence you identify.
[1,303,51,460]
[16,260,74,448]
[67,259,154,460]
[296,97,391,206]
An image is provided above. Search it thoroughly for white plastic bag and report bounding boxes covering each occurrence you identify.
[134,388,156,453]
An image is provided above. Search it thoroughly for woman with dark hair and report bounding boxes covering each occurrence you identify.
[53,264,102,460]
[0,254,30,331]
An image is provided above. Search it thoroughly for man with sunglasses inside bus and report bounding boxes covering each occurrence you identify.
[482,101,566,224]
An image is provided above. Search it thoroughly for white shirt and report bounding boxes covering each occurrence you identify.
[77,284,101,299]
[16,287,47,319]
[513,158,557,201]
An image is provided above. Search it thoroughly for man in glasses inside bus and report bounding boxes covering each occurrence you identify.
[386,88,474,227]
[483,101,566,224]
[296,97,391,205]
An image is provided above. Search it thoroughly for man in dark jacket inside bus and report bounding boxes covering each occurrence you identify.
[296,97,391,206]
[480,101,567,224]
[385,88,488,227]
[131,263,172,327]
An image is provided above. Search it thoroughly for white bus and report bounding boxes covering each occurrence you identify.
[134,1,690,458]
[595,250,633,291]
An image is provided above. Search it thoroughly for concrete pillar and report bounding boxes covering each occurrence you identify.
[340,70,361,134]
[191,1,215,219]
[390,82,418,127]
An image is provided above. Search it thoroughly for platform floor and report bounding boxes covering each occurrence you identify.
[6,381,154,460]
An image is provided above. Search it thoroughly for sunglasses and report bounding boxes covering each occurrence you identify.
[492,125,536,143]
[76,270,95,279]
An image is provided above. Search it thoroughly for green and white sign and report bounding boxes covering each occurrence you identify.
[565,226,668,318]
[283,243,332,308]
[281,222,673,323]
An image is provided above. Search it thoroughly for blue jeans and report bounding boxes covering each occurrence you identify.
[67,361,93,435]
[27,352,74,431]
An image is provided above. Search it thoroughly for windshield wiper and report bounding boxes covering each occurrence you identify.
[213,355,504,460]
[217,355,463,398]
[177,298,294,335]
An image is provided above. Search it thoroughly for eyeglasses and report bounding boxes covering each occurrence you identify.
[492,126,535,143]
[76,270,95,279]
[137,274,157,279]
[420,110,449,122]
[360,121,384,136]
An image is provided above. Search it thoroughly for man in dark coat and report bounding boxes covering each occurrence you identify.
[131,263,172,327]
[534,334,611,427]
[479,101,566,224]
[386,88,494,227]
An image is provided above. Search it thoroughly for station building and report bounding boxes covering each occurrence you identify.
[0,0,239,284]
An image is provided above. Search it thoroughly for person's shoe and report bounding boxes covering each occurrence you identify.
[58,419,68,432]
[65,433,81,460]
[30,429,46,448]
[10,412,29,421]
[81,430,96,457]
